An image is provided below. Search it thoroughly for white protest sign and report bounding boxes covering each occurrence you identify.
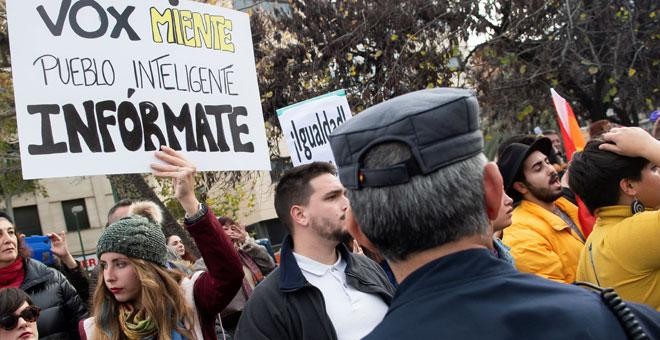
[277,90,352,166]
[7,0,270,179]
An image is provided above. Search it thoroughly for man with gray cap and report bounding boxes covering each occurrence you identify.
[328,88,660,339]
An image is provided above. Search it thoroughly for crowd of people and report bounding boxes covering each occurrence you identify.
[0,88,658,339]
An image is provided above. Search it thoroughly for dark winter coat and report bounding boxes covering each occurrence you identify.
[365,248,660,340]
[21,257,87,340]
[235,235,394,340]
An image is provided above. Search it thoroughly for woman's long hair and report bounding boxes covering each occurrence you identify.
[91,258,197,340]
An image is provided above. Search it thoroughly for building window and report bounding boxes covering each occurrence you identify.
[62,199,91,232]
[13,205,42,236]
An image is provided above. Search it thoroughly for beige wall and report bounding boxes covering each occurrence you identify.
[3,175,115,257]
[240,171,277,225]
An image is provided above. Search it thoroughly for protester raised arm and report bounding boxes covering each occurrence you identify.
[150,146,201,216]
[600,127,660,165]
[151,146,244,339]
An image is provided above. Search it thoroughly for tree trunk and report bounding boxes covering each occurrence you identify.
[106,174,200,257]
[2,194,13,222]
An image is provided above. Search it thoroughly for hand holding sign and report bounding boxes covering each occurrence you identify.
[151,146,200,216]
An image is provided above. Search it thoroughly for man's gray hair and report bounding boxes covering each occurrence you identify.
[347,142,489,261]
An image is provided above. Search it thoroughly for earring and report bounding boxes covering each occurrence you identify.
[631,197,645,214]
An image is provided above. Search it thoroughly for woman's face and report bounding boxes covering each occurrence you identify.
[634,163,660,209]
[167,235,185,257]
[0,219,18,268]
[0,301,39,340]
[492,192,514,232]
[100,252,140,303]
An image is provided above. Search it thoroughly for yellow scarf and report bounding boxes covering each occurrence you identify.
[118,304,157,340]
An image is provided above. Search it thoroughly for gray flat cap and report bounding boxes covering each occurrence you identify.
[328,88,483,189]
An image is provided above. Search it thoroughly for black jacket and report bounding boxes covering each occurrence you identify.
[235,235,394,340]
[55,260,90,309]
[365,249,660,340]
[21,258,87,340]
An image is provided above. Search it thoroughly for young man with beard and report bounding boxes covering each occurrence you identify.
[497,138,585,283]
[235,162,394,340]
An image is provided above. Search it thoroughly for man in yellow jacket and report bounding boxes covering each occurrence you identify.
[497,137,584,283]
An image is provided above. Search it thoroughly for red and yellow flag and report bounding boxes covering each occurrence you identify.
[550,88,585,161]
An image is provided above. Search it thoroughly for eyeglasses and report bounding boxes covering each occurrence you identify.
[0,305,41,330]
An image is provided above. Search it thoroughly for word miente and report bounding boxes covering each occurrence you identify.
[150,7,235,52]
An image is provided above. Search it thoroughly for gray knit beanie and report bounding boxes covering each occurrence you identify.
[96,216,168,267]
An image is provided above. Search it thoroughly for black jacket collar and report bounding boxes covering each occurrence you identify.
[21,257,54,291]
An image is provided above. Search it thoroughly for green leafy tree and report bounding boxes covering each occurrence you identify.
[0,2,44,220]
[251,0,473,150]
[466,0,659,136]
[0,69,47,220]
[207,182,257,221]
[157,170,258,221]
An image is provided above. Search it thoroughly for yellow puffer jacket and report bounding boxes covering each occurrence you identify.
[503,197,585,283]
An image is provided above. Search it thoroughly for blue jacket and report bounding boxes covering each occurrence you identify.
[365,248,660,340]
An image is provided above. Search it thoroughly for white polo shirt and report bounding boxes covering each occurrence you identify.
[293,251,389,340]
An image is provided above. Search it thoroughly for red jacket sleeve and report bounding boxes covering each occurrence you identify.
[78,319,87,340]
[185,208,244,315]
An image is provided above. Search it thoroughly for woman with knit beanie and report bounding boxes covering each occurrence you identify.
[0,213,87,339]
[80,146,244,340]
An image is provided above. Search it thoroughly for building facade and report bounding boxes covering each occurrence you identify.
[3,176,116,259]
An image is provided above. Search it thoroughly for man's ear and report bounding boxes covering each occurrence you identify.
[290,205,308,227]
[483,163,504,220]
[512,181,528,196]
[346,208,377,253]
[619,178,638,197]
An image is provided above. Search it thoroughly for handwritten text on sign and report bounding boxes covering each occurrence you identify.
[277,90,353,166]
[7,0,270,179]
